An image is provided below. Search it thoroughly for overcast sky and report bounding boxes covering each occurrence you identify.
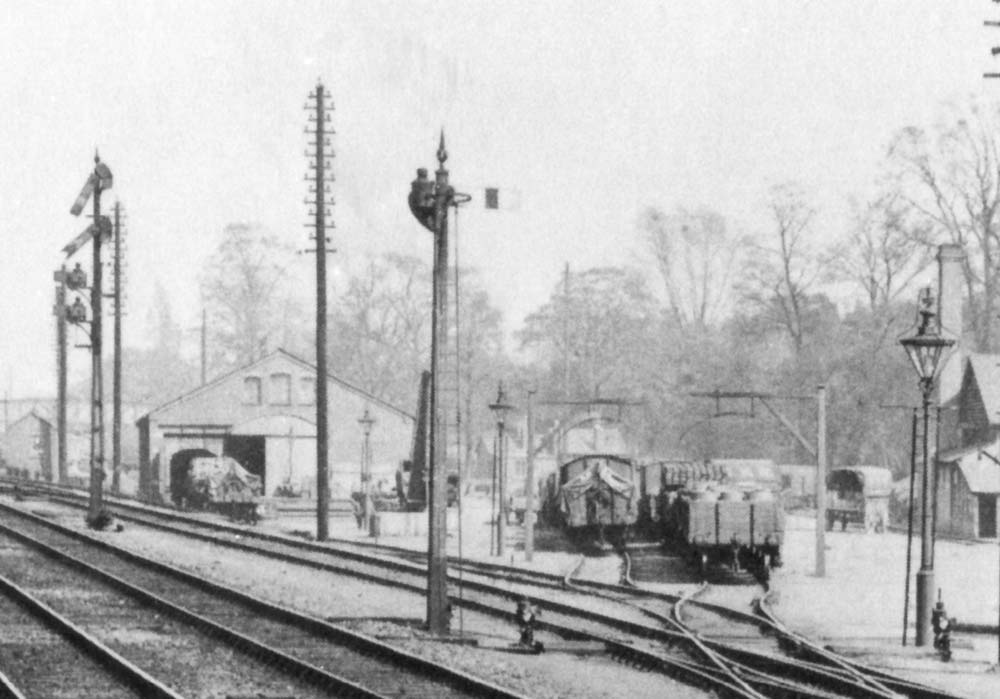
[0,1,994,397]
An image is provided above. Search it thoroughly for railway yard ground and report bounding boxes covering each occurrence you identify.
[3,489,1000,698]
[273,500,1000,698]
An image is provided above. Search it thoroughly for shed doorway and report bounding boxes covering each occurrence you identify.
[224,435,266,490]
[978,494,997,538]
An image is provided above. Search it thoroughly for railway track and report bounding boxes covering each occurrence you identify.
[0,569,179,699]
[0,503,529,699]
[520,551,966,699]
[1,489,763,697]
[2,484,967,698]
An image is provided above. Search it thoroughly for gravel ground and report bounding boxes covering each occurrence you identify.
[7,497,708,699]
[769,513,1000,699]
[19,493,1000,697]
[286,502,1000,699]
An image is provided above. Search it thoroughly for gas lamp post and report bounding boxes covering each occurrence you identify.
[489,383,514,557]
[898,286,955,647]
[358,407,375,534]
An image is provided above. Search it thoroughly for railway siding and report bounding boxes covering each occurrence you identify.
[0,572,175,699]
[0,504,531,699]
[4,485,972,699]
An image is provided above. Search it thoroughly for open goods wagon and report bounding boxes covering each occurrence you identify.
[657,461,783,579]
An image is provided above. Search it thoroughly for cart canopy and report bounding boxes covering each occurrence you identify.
[827,466,893,498]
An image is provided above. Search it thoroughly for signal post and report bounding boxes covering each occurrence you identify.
[409,133,460,634]
[67,153,113,525]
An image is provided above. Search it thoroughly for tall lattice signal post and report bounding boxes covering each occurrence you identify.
[305,83,335,541]
[67,153,112,525]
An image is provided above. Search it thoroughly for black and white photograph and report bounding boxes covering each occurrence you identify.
[1,2,999,697]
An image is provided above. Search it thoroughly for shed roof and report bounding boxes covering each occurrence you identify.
[939,442,1000,494]
[966,354,1000,426]
[957,451,1000,494]
[140,348,413,422]
[4,410,52,432]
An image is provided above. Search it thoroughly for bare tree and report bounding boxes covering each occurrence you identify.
[329,253,509,450]
[328,253,432,407]
[888,100,1000,350]
[199,223,301,369]
[518,266,659,400]
[640,206,742,327]
[453,269,508,471]
[739,183,822,353]
[829,190,933,312]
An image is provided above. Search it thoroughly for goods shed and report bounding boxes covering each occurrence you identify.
[136,349,414,503]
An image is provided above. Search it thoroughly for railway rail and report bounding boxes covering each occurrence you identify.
[0,570,179,699]
[1,481,967,698]
[0,502,528,699]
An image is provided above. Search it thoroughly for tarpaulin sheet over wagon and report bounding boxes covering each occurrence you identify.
[560,461,636,524]
[189,456,262,503]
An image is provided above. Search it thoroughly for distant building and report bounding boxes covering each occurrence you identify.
[0,397,145,491]
[0,411,52,480]
[936,353,1000,539]
[136,349,414,503]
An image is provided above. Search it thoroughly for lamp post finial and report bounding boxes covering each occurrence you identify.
[437,129,448,166]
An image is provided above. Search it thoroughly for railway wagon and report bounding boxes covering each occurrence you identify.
[171,455,274,523]
[548,454,638,548]
[826,466,891,532]
[660,476,784,579]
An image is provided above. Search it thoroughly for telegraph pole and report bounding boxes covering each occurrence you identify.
[200,309,207,385]
[305,83,335,541]
[111,202,124,495]
[90,162,105,521]
[815,385,827,578]
[524,387,537,561]
[54,266,68,483]
[562,263,570,400]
